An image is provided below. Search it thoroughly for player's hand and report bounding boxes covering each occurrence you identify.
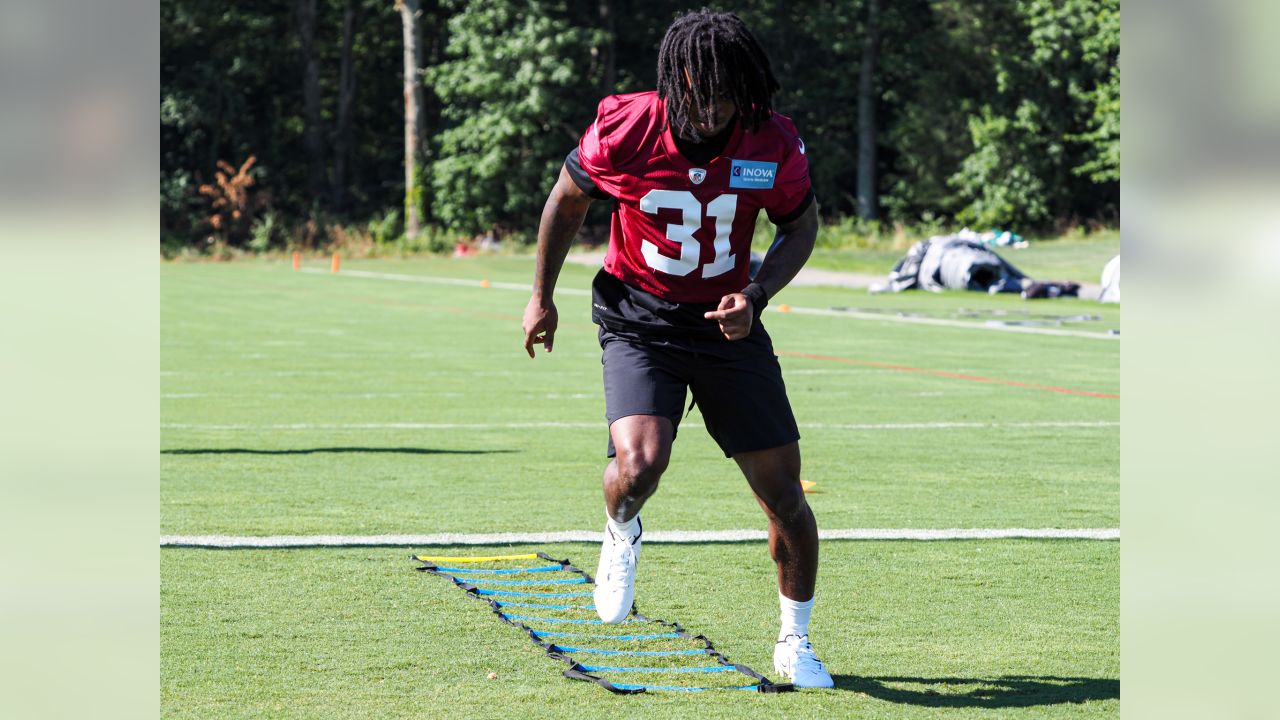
[704,293,753,341]
[522,296,558,358]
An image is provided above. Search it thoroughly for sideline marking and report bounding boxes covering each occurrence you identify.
[780,351,1120,399]
[301,267,1115,339]
[161,420,1118,431]
[786,305,1116,340]
[162,528,1119,547]
[301,267,591,296]
[803,420,1118,429]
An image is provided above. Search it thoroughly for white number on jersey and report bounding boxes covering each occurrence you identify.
[639,190,739,278]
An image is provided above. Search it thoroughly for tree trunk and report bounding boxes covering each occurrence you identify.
[332,0,361,212]
[295,0,327,203]
[598,0,615,94]
[856,0,881,220]
[398,0,428,237]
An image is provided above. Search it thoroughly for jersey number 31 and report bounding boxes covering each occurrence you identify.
[639,190,738,279]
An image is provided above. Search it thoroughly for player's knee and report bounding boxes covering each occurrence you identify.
[616,444,669,491]
[765,482,808,524]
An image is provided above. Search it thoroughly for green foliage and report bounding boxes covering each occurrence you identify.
[162,0,412,243]
[428,0,600,234]
[365,208,403,247]
[381,223,452,256]
[161,169,197,245]
[248,209,283,251]
[160,0,1120,250]
[875,0,984,222]
[730,2,862,216]
[945,0,1119,228]
[952,104,1054,227]
[1071,0,1119,183]
[1072,62,1119,184]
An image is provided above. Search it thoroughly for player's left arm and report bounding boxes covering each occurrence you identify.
[704,201,818,340]
[750,201,819,304]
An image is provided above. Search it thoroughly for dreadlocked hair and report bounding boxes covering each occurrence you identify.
[657,9,780,139]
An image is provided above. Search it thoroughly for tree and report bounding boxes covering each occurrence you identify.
[1072,0,1119,185]
[597,0,615,94]
[728,1,860,216]
[163,0,410,240]
[397,0,430,237]
[332,0,362,211]
[856,0,881,220]
[295,0,328,200]
[161,0,1121,249]
[429,0,597,235]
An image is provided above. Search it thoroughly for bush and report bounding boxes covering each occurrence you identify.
[366,209,403,247]
[950,106,1053,229]
[249,210,283,251]
[197,156,262,246]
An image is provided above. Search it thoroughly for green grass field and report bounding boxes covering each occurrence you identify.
[161,254,1118,718]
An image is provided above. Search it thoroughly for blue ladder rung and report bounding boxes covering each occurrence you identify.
[495,601,595,611]
[432,564,564,574]
[532,631,680,640]
[609,683,762,692]
[579,665,735,674]
[504,614,635,625]
[474,589,593,598]
[451,576,587,586]
[556,646,707,656]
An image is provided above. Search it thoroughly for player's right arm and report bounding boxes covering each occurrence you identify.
[522,165,595,358]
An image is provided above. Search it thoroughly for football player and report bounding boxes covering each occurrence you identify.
[521,9,831,688]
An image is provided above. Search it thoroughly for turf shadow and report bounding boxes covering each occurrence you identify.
[832,674,1118,708]
[161,447,515,456]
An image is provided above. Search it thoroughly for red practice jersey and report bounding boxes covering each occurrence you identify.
[577,92,812,304]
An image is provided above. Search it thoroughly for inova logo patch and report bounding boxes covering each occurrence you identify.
[729,159,777,189]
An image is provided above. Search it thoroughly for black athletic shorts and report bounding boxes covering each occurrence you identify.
[600,325,800,458]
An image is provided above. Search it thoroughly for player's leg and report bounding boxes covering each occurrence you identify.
[735,443,832,688]
[596,330,688,622]
[594,415,672,622]
[734,442,816,601]
[603,414,674,524]
[691,329,814,598]
[691,327,833,687]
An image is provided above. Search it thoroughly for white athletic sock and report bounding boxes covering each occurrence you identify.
[778,592,815,640]
[606,513,641,541]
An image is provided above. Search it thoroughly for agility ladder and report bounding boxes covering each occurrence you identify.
[413,551,793,694]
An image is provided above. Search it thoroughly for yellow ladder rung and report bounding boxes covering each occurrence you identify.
[413,553,540,564]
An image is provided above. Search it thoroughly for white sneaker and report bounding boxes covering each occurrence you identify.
[593,517,641,623]
[773,634,834,688]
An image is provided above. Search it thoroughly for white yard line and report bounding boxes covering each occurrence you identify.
[301,267,591,296]
[303,267,1116,339]
[161,527,1119,547]
[784,306,1117,340]
[161,420,1118,431]
[804,420,1118,430]
[161,422,601,430]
